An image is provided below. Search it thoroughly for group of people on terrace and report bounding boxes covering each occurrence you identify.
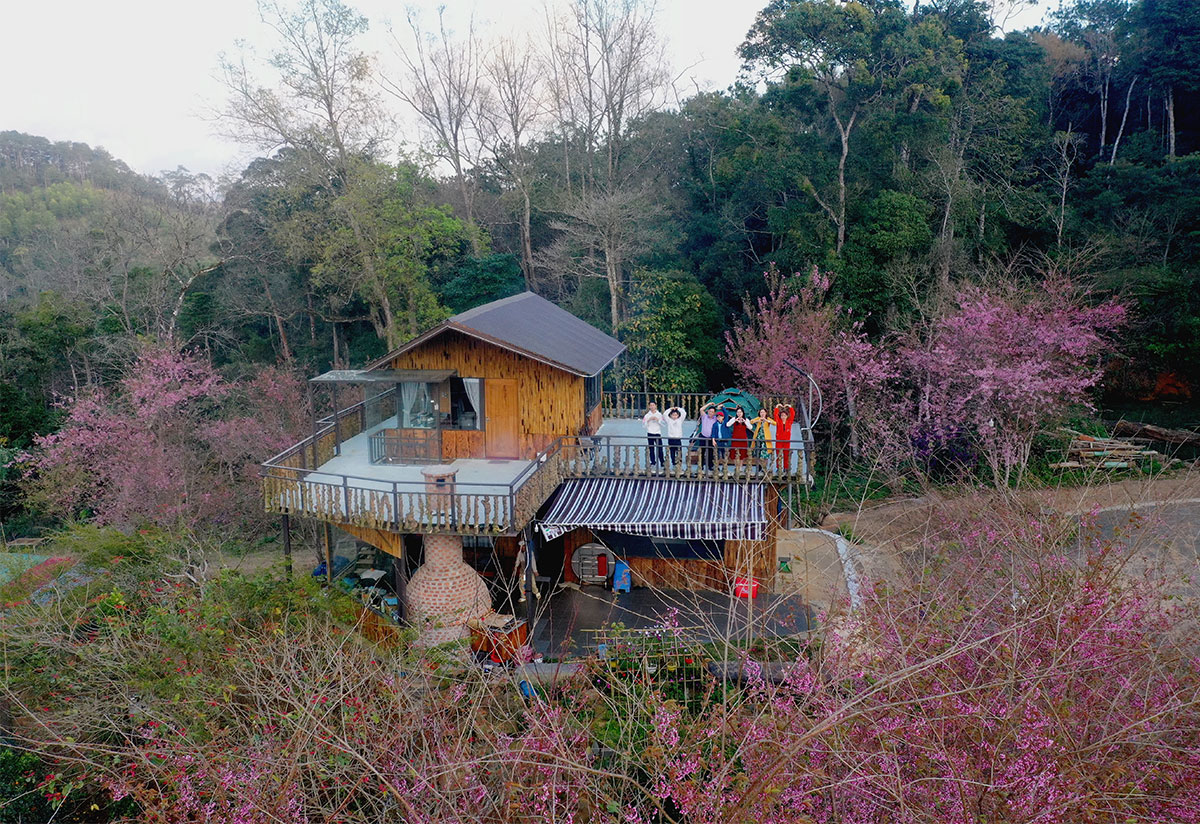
[640,400,798,474]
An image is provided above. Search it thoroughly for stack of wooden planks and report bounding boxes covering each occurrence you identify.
[1050,427,1172,470]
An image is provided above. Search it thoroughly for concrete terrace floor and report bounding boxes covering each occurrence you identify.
[529,584,814,658]
[309,416,532,493]
[306,415,811,490]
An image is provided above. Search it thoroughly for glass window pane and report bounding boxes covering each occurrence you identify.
[398,382,435,429]
[448,377,483,431]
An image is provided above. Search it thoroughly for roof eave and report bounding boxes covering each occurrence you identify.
[366,322,624,377]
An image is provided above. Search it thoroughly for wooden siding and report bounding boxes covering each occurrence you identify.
[356,605,404,647]
[441,429,486,459]
[337,524,404,558]
[628,557,727,590]
[585,402,603,435]
[552,524,777,593]
[724,485,780,589]
[386,329,587,459]
[558,527,595,584]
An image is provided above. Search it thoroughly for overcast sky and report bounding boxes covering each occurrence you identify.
[2,0,1045,180]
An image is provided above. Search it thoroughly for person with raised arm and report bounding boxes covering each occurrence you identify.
[663,406,687,470]
[641,401,665,472]
[750,407,775,465]
[697,403,718,472]
[773,403,796,472]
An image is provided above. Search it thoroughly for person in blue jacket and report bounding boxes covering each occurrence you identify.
[713,406,733,465]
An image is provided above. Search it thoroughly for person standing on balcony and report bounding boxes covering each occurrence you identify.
[713,407,733,465]
[642,402,665,472]
[751,407,775,465]
[698,403,718,472]
[729,406,752,463]
[664,407,686,469]
[773,403,796,472]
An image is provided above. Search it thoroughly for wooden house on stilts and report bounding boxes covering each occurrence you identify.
[261,292,814,649]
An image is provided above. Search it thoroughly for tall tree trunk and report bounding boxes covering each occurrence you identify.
[264,281,292,363]
[1110,77,1138,166]
[1167,86,1176,159]
[275,314,293,363]
[833,108,857,256]
[520,187,534,290]
[898,94,920,170]
[306,292,318,345]
[457,174,482,256]
[605,245,622,335]
[976,201,987,261]
[843,378,861,461]
[1098,75,1110,151]
[937,205,955,289]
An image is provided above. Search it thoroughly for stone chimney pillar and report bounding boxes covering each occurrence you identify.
[405,467,492,646]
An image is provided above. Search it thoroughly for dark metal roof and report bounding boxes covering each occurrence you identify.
[373,292,625,377]
[311,368,457,384]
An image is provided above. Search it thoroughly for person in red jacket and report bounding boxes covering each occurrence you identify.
[729,406,752,462]
[773,403,796,472]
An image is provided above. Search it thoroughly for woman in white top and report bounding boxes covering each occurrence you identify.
[642,402,665,469]
[663,407,686,469]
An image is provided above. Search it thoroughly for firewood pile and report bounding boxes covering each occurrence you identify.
[1050,427,1174,470]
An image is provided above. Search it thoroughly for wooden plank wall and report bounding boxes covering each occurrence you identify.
[441,430,485,459]
[724,485,780,589]
[557,527,597,584]
[585,402,603,435]
[337,523,404,558]
[387,330,585,460]
[628,557,727,590]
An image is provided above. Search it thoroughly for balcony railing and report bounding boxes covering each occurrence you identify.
[368,430,441,465]
[555,435,809,482]
[602,391,797,421]
[263,391,815,535]
[262,410,566,535]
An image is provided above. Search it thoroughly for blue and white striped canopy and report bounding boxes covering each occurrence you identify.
[538,478,766,542]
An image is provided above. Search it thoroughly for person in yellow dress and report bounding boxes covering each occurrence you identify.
[750,407,775,467]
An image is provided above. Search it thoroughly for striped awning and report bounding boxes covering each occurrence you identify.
[539,478,765,542]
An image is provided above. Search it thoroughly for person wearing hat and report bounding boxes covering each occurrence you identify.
[713,406,733,465]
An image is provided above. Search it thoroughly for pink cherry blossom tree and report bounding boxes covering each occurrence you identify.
[26,348,308,534]
[903,277,1126,487]
[728,266,1126,486]
[10,507,1193,823]
[726,264,898,462]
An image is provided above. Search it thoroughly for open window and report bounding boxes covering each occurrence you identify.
[445,377,484,431]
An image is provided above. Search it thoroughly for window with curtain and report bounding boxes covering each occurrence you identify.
[398,382,435,429]
[446,377,484,430]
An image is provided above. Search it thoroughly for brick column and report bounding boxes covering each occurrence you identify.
[405,467,492,646]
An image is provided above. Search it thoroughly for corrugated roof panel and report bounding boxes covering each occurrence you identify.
[539,478,766,542]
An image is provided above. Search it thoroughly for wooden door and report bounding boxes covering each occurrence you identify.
[485,378,520,458]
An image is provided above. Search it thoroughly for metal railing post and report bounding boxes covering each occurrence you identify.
[392,483,400,530]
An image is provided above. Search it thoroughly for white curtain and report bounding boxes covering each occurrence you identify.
[399,382,419,428]
[463,379,482,429]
